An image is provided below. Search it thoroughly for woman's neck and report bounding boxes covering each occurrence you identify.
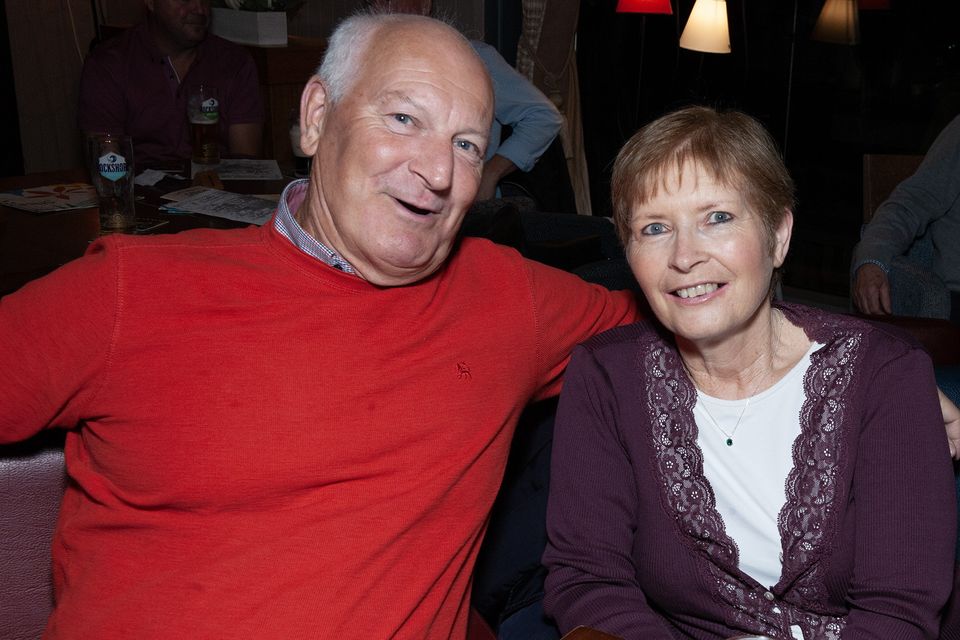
[679,306,808,400]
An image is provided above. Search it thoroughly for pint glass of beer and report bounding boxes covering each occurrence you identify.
[86,133,136,235]
[188,84,220,165]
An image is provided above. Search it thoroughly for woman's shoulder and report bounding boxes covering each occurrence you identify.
[577,318,670,357]
[778,302,926,361]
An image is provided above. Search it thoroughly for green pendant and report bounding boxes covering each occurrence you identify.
[725,438,733,446]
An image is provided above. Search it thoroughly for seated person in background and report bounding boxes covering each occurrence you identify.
[379,0,563,200]
[852,114,960,322]
[543,106,957,639]
[469,39,563,201]
[2,12,640,638]
[78,0,263,166]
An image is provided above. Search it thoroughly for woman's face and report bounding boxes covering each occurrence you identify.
[625,161,792,348]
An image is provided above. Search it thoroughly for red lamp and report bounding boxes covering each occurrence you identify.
[616,0,673,14]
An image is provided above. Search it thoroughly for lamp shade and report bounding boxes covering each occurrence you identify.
[679,0,730,54]
[616,0,673,14]
[812,0,860,44]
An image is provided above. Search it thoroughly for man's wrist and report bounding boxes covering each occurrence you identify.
[854,259,890,274]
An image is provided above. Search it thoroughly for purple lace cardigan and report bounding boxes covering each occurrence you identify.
[543,303,956,639]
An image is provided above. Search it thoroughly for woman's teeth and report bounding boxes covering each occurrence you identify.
[675,283,719,299]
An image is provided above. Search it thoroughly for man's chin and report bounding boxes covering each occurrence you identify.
[357,254,449,287]
[182,26,209,43]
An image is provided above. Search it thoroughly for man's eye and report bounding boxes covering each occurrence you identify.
[641,223,667,236]
[392,113,413,125]
[455,139,480,155]
[708,211,733,224]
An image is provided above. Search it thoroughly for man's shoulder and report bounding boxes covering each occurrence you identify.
[451,235,525,268]
[468,40,497,61]
[86,23,150,63]
[95,225,265,261]
[452,236,598,288]
[201,33,257,63]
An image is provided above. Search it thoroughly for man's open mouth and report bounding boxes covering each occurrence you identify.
[397,199,434,216]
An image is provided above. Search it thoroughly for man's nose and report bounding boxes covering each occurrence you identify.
[410,138,454,192]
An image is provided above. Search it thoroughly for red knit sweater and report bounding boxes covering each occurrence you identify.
[0,222,637,639]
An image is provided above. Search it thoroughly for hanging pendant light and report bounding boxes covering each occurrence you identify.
[679,0,731,54]
[812,0,860,44]
[616,0,673,14]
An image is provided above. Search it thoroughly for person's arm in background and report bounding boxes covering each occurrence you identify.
[227,122,263,158]
[852,114,960,314]
[940,387,960,459]
[478,153,519,201]
[470,41,563,201]
[77,47,128,145]
[222,47,264,158]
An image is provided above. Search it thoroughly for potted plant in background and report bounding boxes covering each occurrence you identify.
[210,0,303,47]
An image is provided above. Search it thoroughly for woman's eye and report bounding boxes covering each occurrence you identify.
[708,211,733,224]
[641,223,667,236]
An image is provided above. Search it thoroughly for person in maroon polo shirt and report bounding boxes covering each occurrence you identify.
[78,0,263,167]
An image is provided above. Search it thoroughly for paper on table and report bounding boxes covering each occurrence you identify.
[135,168,181,187]
[160,188,276,225]
[0,183,98,213]
[190,159,283,181]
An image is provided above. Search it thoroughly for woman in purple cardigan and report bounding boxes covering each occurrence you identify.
[542,106,957,639]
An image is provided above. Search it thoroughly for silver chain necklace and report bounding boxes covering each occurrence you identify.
[696,310,782,447]
[699,395,752,447]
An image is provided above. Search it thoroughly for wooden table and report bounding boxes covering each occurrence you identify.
[0,169,289,297]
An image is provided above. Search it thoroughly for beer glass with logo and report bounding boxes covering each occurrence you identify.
[87,133,136,235]
[188,84,220,165]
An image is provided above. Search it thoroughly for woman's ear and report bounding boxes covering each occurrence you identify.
[773,208,794,268]
[298,76,329,157]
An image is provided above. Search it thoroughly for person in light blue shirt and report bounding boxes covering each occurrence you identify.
[469,40,563,200]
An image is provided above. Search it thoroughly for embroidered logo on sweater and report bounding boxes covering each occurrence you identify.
[457,362,471,380]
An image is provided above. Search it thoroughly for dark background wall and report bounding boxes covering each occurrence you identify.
[0,0,23,177]
[575,0,960,296]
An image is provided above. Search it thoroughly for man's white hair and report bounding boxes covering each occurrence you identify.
[316,11,467,105]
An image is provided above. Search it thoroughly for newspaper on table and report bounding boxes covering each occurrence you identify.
[190,159,283,181]
[161,187,278,225]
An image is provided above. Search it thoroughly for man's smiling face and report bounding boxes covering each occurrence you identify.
[299,19,492,286]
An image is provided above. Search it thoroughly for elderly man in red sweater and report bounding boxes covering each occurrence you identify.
[2,11,637,640]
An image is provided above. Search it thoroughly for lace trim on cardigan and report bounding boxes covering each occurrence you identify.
[779,330,862,612]
[642,310,860,639]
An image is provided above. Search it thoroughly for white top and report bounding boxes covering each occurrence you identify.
[695,343,821,640]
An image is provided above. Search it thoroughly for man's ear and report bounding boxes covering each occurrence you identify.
[299,76,329,157]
